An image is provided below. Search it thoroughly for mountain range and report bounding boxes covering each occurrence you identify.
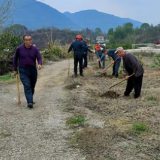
[5,0,143,32]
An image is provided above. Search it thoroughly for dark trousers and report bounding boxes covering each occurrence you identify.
[74,57,83,75]
[19,67,37,104]
[83,55,87,68]
[124,74,143,99]
[112,59,121,78]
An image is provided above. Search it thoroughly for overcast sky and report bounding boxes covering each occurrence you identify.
[37,0,160,25]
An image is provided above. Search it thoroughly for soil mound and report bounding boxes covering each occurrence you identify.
[100,91,120,99]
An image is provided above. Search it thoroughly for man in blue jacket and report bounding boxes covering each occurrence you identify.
[68,35,88,77]
[106,49,121,78]
[81,38,93,69]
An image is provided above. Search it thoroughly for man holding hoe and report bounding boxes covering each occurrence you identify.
[115,47,144,99]
[105,49,121,78]
[13,35,42,109]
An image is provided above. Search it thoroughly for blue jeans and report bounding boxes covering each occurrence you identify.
[19,67,37,104]
[96,50,100,59]
[112,58,121,78]
[99,56,106,68]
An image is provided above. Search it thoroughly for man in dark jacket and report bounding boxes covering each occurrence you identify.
[115,47,144,99]
[68,35,88,77]
[13,35,42,109]
[107,49,121,78]
[82,38,93,69]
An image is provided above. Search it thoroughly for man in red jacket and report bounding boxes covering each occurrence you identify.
[94,43,101,61]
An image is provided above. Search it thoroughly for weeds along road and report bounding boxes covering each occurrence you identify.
[0,60,86,160]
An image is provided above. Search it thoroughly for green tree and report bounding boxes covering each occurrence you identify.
[141,23,150,30]
[114,26,126,39]
[95,27,102,35]
[123,22,133,34]
[0,32,23,54]
[108,28,114,35]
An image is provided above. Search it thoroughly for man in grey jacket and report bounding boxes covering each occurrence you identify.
[115,47,144,99]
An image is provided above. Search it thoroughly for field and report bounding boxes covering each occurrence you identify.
[1,51,160,160]
[64,53,160,160]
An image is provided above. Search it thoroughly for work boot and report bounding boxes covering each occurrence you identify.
[28,103,33,109]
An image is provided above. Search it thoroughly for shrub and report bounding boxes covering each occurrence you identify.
[42,41,70,61]
[105,43,132,50]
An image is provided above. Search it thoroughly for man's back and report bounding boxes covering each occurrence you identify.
[70,40,82,52]
[107,49,119,60]
[68,40,84,58]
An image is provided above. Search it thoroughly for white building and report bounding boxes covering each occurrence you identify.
[96,36,104,43]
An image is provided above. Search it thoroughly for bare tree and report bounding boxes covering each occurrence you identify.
[0,0,14,25]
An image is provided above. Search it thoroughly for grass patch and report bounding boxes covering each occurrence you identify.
[66,117,87,125]
[151,62,157,68]
[0,133,12,137]
[146,96,158,102]
[70,133,82,144]
[0,73,11,81]
[132,123,148,134]
[3,91,10,94]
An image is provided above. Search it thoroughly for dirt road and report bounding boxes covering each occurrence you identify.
[0,60,85,160]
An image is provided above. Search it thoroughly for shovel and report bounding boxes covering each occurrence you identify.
[109,74,134,89]
[16,74,21,104]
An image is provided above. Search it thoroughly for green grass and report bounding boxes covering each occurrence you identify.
[132,123,148,134]
[66,117,87,125]
[146,96,158,102]
[3,91,10,94]
[151,62,157,68]
[70,133,82,144]
[125,145,130,149]
[0,133,12,137]
[0,73,11,81]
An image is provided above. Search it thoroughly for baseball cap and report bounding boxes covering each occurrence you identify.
[115,47,124,53]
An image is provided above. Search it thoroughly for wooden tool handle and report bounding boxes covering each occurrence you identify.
[109,74,134,89]
[16,74,21,104]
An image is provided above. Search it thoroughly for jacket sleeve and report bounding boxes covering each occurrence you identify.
[68,44,73,53]
[13,47,19,71]
[87,46,93,53]
[101,53,104,59]
[81,42,89,50]
[36,48,42,65]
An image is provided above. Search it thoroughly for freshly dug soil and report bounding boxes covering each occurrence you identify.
[65,83,82,90]
[100,91,120,99]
